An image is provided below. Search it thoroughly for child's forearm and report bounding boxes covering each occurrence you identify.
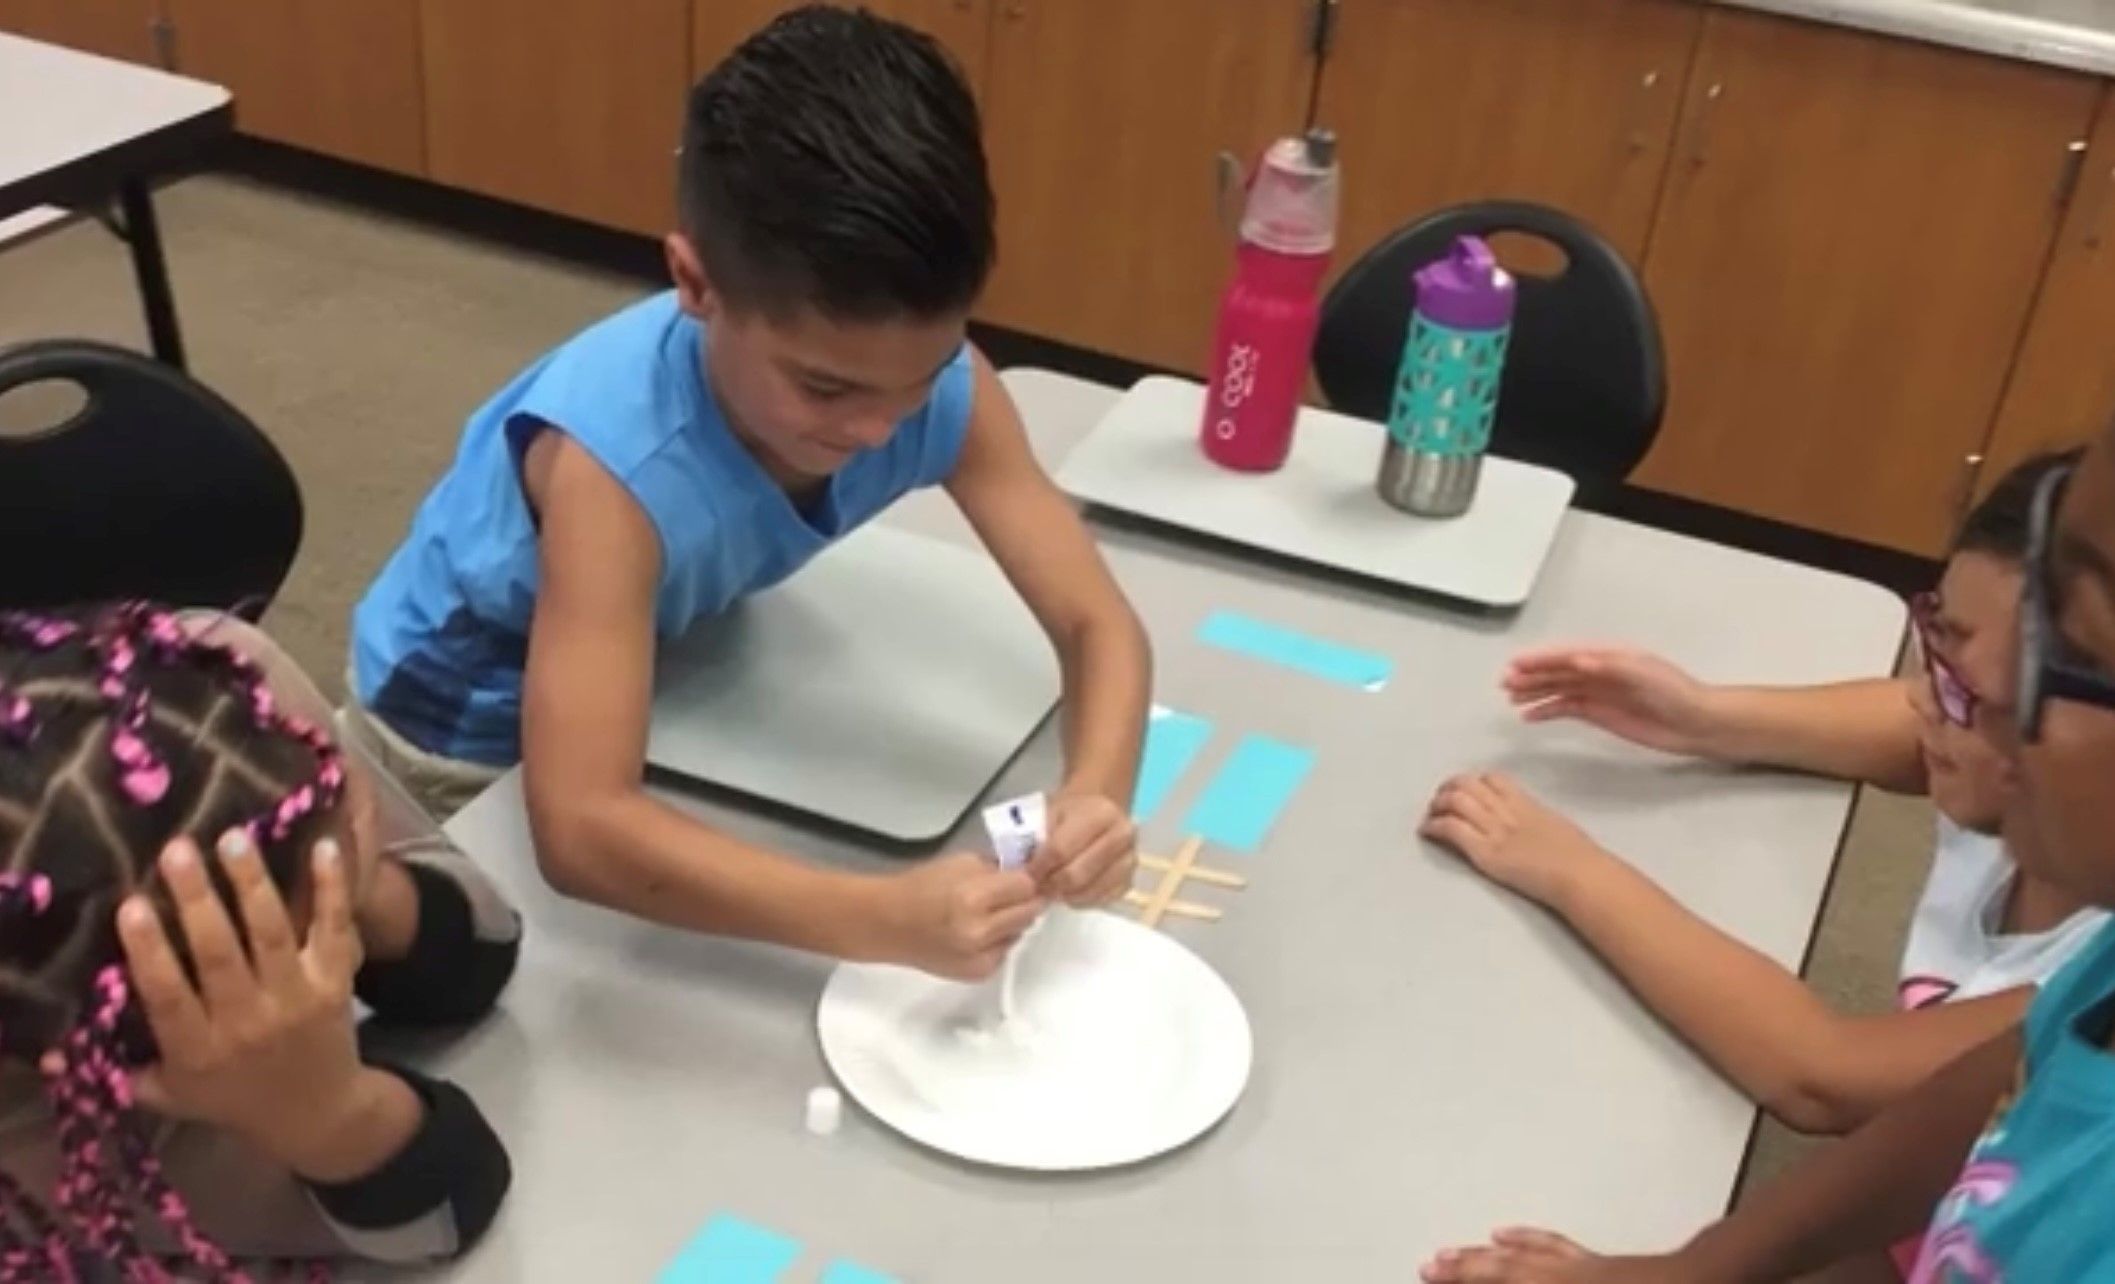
[1554,854,1858,1132]
[531,787,884,959]
[1676,1029,2017,1281]
[1053,608,1151,805]
[1694,679,1926,791]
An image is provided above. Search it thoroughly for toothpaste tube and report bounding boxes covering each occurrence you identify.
[980,792,1048,871]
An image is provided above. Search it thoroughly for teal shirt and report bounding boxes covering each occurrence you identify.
[1912,918,2115,1281]
[352,291,974,765]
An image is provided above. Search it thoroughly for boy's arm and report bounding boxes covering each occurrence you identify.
[945,352,1152,902]
[518,433,1041,976]
[1426,773,2028,1135]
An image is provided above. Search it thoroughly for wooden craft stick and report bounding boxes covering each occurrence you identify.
[1122,890,1223,921]
[1129,836,1200,929]
[1138,855,1248,889]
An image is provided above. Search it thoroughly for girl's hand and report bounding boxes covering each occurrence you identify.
[1422,1229,1698,1282]
[1421,773,1614,909]
[116,832,375,1171]
[1503,647,1720,758]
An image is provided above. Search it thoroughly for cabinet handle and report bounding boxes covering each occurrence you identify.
[2054,138,2090,211]
[1951,453,1988,527]
[1623,69,1661,156]
[1686,81,1724,170]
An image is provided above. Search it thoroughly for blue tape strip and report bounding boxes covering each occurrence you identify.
[659,1214,803,1284]
[1197,611,1394,690]
[1132,707,1214,821]
[1181,734,1315,853]
[819,1263,902,1284]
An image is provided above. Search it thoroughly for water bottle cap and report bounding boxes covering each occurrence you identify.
[1414,235,1516,330]
[1239,133,1340,257]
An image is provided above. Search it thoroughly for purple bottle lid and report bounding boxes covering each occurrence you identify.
[1414,236,1516,331]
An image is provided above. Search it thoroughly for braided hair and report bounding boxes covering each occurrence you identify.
[0,603,347,1283]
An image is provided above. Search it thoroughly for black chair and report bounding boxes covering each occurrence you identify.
[1314,201,1666,497]
[0,339,302,619]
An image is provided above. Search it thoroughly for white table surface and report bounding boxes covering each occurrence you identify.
[404,369,1906,1283]
[0,33,228,209]
[1056,375,1576,608]
[646,522,1061,843]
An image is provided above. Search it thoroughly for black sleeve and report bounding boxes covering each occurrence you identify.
[303,1064,511,1261]
[355,859,520,1027]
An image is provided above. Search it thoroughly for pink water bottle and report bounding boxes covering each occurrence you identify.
[1200,128,1340,472]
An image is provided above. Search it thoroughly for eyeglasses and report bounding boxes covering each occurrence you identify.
[2017,463,2115,742]
[1911,592,1978,729]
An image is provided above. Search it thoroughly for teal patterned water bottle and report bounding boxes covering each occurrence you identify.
[1377,236,1515,517]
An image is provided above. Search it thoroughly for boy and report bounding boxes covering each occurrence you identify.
[346,7,1150,983]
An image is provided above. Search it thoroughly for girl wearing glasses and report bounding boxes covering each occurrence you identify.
[1423,452,2098,1146]
[1422,425,2115,1281]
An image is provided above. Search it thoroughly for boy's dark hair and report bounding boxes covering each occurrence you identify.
[1954,448,2087,561]
[679,4,994,321]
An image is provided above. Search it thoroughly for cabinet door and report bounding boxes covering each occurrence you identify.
[167,0,424,174]
[1978,88,2115,504]
[421,0,690,235]
[694,0,987,98]
[1633,11,2097,555]
[0,0,158,64]
[978,0,1316,372]
[1318,0,1699,268]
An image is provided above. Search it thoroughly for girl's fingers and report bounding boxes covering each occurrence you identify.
[1421,815,1488,860]
[217,830,301,993]
[1520,696,1588,725]
[302,839,361,983]
[125,1066,173,1115]
[114,893,211,1067]
[158,838,257,1015]
[1491,1227,1583,1259]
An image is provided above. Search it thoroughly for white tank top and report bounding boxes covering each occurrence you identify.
[1896,817,2108,1010]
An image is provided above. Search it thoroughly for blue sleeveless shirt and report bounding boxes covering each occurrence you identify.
[351,291,973,765]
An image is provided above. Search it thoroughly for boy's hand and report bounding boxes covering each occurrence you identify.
[114,832,414,1178]
[1030,791,1137,907]
[1422,1229,1698,1283]
[1504,646,1720,758]
[875,853,1044,981]
[1421,772,1615,909]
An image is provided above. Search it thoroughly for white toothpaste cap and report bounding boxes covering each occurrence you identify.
[805,1085,843,1136]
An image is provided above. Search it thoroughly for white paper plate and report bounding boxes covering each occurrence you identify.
[816,909,1253,1171]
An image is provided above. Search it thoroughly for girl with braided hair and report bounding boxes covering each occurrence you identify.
[0,602,521,1279]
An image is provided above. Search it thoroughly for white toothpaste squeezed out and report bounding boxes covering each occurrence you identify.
[977,792,1049,1040]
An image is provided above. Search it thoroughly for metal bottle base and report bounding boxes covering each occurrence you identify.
[1378,441,1482,517]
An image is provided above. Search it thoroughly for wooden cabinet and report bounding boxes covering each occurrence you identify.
[0,0,159,64]
[694,0,988,98]
[420,0,690,236]
[1977,86,2115,502]
[1631,10,2098,555]
[978,0,1316,373]
[166,0,424,174]
[1317,0,1699,269]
